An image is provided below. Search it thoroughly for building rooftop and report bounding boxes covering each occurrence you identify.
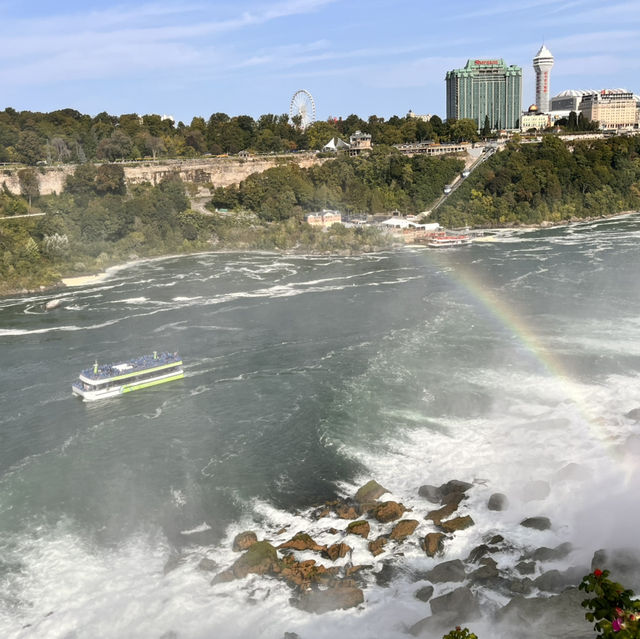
[534,44,553,60]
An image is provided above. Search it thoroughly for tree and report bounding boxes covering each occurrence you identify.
[50,137,71,162]
[15,131,44,165]
[96,130,132,161]
[143,134,166,160]
[95,164,126,195]
[18,168,40,209]
[442,628,477,639]
[482,115,491,138]
[568,111,578,130]
[449,118,479,143]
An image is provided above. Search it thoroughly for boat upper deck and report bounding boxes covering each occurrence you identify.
[81,352,182,381]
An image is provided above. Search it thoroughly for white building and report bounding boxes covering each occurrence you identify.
[306,210,342,227]
[349,131,372,156]
[579,90,638,129]
[407,110,432,122]
[533,45,554,114]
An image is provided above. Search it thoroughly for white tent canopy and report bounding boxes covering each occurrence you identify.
[322,137,350,151]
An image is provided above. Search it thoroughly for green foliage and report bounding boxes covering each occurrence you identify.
[435,135,640,227]
[0,170,196,294]
[0,106,481,162]
[580,569,640,638]
[212,148,464,217]
[442,627,478,639]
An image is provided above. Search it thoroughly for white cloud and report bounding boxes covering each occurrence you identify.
[0,0,341,85]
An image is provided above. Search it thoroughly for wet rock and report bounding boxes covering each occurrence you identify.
[334,502,359,520]
[284,633,300,639]
[439,480,473,503]
[486,534,504,544]
[322,543,351,562]
[625,407,640,421]
[439,515,474,533]
[422,533,446,557]
[469,562,500,584]
[346,520,370,539]
[357,501,379,516]
[368,536,388,557]
[163,554,183,575]
[354,480,389,503]
[521,480,550,502]
[415,585,434,602]
[212,541,279,584]
[534,567,587,593]
[278,557,332,589]
[373,501,406,523]
[389,519,419,542]
[516,561,536,575]
[311,503,332,519]
[425,493,464,525]
[425,559,466,583]
[417,484,441,503]
[45,298,63,311]
[211,568,235,584]
[467,544,490,563]
[232,531,258,552]
[418,480,472,506]
[375,561,400,587]
[526,542,573,562]
[409,586,481,637]
[520,516,551,530]
[279,533,325,553]
[495,588,591,638]
[509,577,534,595]
[554,463,589,482]
[487,492,509,511]
[344,563,367,578]
[197,558,218,572]
[294,585,364,614]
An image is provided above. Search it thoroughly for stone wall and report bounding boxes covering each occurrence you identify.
[0,153,324,196]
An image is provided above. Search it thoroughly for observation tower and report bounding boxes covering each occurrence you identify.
[533,44,554,113]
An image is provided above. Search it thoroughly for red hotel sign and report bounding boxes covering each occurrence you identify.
[475,60,498,65]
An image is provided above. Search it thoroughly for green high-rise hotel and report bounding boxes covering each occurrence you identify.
[446,59,522,131]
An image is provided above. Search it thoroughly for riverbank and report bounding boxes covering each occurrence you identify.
[2,210,636,299]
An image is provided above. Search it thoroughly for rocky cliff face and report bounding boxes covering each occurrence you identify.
[0,153,324,196]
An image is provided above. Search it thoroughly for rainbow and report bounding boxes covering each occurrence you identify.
[415,245,627,466]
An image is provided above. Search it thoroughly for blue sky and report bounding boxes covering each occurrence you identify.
[1,0,639,123]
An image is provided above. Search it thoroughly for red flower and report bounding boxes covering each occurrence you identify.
[594,569,603,578]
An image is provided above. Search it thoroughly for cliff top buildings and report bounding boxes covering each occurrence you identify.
[349,130,372,156]
[407,110,432,122]
[579,90,637,129]
[446,59,522,131]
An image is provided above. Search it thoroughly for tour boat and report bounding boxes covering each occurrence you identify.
[72,352,184,401]
[427,234,472,248]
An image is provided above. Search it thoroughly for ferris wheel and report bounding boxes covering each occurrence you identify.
[289,89,316,129]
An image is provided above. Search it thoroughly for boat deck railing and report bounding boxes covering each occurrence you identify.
[81,352,181,380]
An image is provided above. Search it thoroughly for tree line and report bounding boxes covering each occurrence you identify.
[210,147,465,219]
[0,107,486,165]
[434,135,640,227]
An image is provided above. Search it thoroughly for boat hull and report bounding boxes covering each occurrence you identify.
[72,369,184,401]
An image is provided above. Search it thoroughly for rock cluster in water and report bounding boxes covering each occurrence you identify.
[202,475,636,636]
